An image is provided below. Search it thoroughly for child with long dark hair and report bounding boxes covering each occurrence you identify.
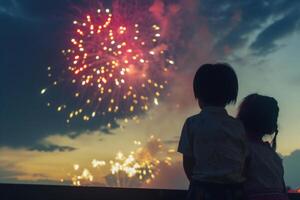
[237,94,289,200]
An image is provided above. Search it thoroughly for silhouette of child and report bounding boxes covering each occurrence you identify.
[237,94,289,200]
[178,63,247,200]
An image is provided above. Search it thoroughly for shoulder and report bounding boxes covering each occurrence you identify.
[226,115,244,126]
[222,114,246,134]
[249,142,281,159]
[266,143,283,163]
[186,113,202,122]
[248,141,284,168]
[185,113,206,127]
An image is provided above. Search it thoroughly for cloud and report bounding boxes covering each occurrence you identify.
[250,10,300,55]
[0,167,69,185]
[0,167,63,185]
[193,0,300,57]
[0,165,26,182]
[0,0,82,20]
[144,0,300,69]
[28,144,76,152]
[283,149,300,189]
[1,0,300,149]
[0,0,21,18]
[0,161,61,184]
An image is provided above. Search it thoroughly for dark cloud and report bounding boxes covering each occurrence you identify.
[197,0,300,56]
[1,0,300,149]
[0,0,83,20]
[15,0,75,19]
[0,0,22,18]
[0,0,117,148]
[250,10,300,55]
[283,150,300,189]
[28,144,76,152]
[0,13,64,147]
[0,0,117,20]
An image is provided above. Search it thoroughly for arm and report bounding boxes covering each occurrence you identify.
[183,155,195,181]
[178,119,195,181]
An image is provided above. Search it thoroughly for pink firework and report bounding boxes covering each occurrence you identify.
[42,6,175,123]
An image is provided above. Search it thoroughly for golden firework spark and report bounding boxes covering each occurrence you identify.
[65,136,176,187]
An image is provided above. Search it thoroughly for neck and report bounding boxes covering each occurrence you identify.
[200,104,225,109]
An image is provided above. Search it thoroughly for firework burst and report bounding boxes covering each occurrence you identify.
[70,164,94,186]
[41,6,174,124]
[66,136,176,187]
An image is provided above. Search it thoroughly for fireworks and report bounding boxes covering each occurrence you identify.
[66,136,176,187]
[71,165,94,186]
[107,149,159,187]
[92,159,106,168]
[42,7,174,124]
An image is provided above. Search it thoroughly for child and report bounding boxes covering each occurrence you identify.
[237,94,289,200]
[178,63,248,200]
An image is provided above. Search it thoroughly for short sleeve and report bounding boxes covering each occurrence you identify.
[177,119,193,157]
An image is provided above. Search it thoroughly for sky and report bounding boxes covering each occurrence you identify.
[0,0,300,189]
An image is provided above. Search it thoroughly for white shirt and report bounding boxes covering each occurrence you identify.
[244,140,285,193]
[178,107,247,183]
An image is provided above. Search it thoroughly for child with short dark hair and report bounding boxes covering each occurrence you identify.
[178,63,247,200]
[237,94,289,200]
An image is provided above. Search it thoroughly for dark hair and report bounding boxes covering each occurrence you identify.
[237,94,279,150]
[193,63,238,106]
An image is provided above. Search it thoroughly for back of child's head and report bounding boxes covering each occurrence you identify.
[237,93,279,149]
[193,63,238,107]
